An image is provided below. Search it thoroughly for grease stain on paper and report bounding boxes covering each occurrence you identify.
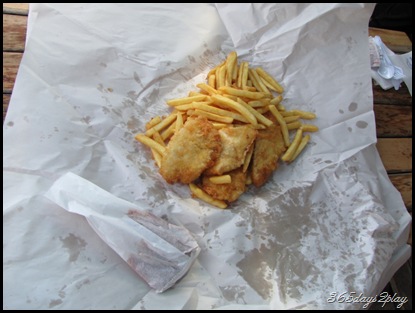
[59,233,87,262]
[220,285,247,304]
[348,102,358,112]
[48,299,63,308]
[236,244,276,300]
[356,121,368,129]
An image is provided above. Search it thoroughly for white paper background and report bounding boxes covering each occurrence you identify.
[3,3,411,309]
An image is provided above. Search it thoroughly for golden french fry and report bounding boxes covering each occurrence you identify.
[209,175,232,184]
[242,86,258,92]
[291,110,317,120]
[189,183,228,209]
[145,113,177,137]
[277,103,286,111]
[226,51,237,86]
[135,134,166,156]
[192,109,234,124]
[217,65,227,88]
[146,116,162,130]
[237,62,244,88]
[247,100,268,108]
[240,62,249,89]
[281,128,303,162]
[152,131,166,147]
[197,83,219,96]
[270,94,283,105]
[247,69,264,94]
[222,94,238,101]
[236,98,273,127]
[207,60,225,79]
[232,63,238,82]
[258,73,279,92]
[208,75,216,89]
[211,94,257,126]
[160,120,177,141]
[167,95,207,106]
[301,124,319,132]
[251,68,271,94]
[188,91,206,97]
[219,86,268,100]
[268,105,290,147]
[256,106,270,114]
[283,115,301,123]
[211,122,230,129]
[290,134,310,162]
[256,67,284,94]
[175,112,184,133]
[192,102,249,123]
[286,121,302,130]
[151,148,162,168]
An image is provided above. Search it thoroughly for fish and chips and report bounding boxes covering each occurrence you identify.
[135,51,318,208]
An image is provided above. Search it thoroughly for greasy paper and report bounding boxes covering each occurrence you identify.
[44,172,200,293]
[3,3,411,310]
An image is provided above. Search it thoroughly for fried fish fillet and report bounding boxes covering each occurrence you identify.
[160,116,221,184]
[204,125,257,176]
[201,167,246,202]
[251,119,286,187]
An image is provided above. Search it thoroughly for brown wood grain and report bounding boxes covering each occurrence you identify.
[3,52,23,93]
[374,104,412,138]
[369,27,412,54]
[389,173,412,210]
[2,3,29,15]
[3,93,11,121]
[373,84,412,106]
[3,14,27,51]
[377,138,412,173]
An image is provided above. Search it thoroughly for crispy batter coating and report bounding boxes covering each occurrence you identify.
[251,120,286,187]
[201,167,246,202]
[160,116,221,184]
[204,125,257,176]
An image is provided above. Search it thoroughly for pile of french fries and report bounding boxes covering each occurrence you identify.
[135,51,318,208]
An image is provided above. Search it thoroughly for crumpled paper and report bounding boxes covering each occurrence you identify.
[3,3,411,310]
[44,172,200,293]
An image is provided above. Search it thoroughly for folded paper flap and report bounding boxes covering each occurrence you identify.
[45,172,200,293]
[127,210,198,254]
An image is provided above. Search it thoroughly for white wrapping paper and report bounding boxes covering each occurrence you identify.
[3,3,411,310]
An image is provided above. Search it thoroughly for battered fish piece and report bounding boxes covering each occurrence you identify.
[201,167,246,202]
[160,116,221,184]
[204,125,257,176]
[251,120,286,187]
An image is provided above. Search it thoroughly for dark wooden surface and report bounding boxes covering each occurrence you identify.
[3,3,412,310]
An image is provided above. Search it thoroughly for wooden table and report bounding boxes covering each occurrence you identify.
[3,3,412,309]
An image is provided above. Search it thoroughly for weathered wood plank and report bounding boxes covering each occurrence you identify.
[377,138,412,173]
[389,173,412,210]
[3,14,27,51]
[2,3,29,15]
[374,104,412,138]
[369,27,412,54]
[3,93,11,122]
[3,52,23,93]
[373,84,412,106]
